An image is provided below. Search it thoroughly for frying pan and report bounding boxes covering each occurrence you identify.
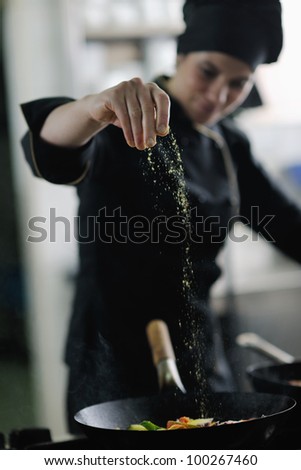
[237,332,301,448]
[74,321,296,450]
[237,332,301,408]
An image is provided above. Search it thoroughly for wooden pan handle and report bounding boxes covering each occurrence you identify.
[146,319,175,366]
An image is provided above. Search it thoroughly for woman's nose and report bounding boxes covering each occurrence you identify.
[206,80,228,106]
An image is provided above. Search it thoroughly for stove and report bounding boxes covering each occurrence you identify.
[1,425,300,450]
[0,428,93,450]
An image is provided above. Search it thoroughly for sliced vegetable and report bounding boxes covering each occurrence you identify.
[127,424,149,431]
[128,415,257,431]
[128,416,215,431]
[139,420,165,431]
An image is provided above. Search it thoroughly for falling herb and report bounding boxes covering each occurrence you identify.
[142,131,207,394]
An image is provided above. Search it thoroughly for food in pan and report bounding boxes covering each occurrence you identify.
[128,415,257,431]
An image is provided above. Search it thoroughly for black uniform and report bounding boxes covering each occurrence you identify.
[21,78,301,430]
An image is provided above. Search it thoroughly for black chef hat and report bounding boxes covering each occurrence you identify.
[177,0,283,69]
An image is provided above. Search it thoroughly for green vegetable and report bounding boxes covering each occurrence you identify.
[127,424,148,431]
[139,420,165,430]
[128,420,165,431]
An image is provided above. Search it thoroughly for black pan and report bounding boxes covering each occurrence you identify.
[75,390,295,449]
[237,332,301,448]
[236,333,301,406]
[75,322,296,450]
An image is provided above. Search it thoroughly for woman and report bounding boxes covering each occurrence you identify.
[21,0,301,432]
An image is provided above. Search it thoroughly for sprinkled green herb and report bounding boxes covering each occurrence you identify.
[142,131,208,399]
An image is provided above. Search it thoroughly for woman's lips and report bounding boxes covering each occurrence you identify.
[194,103,217,122]
[199,99,216,115]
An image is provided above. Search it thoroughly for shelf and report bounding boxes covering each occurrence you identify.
[85,23,184,41]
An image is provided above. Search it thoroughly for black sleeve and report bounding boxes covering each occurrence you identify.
[237,138,301,264]
[20,97,97,185]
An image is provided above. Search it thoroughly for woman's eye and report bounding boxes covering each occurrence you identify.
[230,80,248,90]
[200,68,216,79]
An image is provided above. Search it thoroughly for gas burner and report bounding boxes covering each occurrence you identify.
[9,428,52,449]
[1,428,91,450]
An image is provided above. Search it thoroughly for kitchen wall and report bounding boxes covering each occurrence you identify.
[2,0,301,439]
[3,0,82,437]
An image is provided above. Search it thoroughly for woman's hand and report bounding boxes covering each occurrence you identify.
[40,78,170,150]
[88,77,170,150]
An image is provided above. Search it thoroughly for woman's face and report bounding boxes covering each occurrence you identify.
[167,51,254,126]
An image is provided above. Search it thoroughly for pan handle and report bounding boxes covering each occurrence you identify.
[236,332,296,364]
[146,319,186,393]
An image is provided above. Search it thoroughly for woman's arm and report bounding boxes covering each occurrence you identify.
[40,78,170,151]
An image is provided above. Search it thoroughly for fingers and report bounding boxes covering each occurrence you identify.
[105,78,170,150]
[150,83,170,137]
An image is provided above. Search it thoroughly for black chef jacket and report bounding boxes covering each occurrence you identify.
[20,78,301,424]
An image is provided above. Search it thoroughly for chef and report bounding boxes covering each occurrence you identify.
[21,0,301,432]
